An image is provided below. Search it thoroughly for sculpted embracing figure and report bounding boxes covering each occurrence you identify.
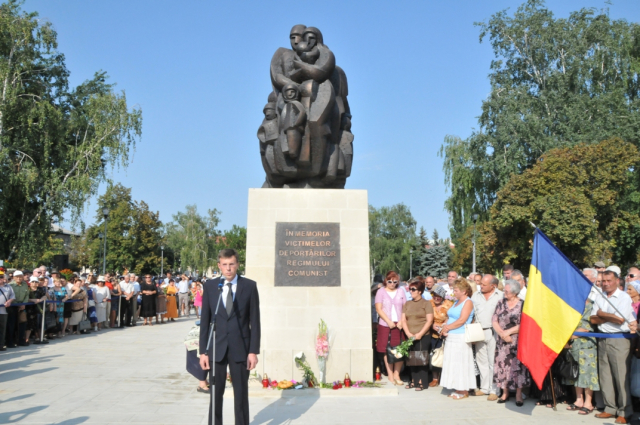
[258,25,354,188]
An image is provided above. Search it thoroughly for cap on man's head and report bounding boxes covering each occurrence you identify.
[29,276,39,282]
[606,265,621,277]
[13,270,23,276]
[594,261,606,268]
[97,275,106,282]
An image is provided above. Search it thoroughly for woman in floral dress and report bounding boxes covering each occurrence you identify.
[563,298,599,415]
[492,279,530,406]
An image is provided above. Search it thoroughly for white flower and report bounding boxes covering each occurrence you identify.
[295,352,304,360]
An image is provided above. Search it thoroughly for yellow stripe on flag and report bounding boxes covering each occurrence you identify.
[523,265,582,354]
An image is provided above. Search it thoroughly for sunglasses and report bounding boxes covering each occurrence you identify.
[629,274,637,278]
[409,288,420,292]
[387,280,398,284]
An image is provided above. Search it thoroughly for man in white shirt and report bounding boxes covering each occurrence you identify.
[444,271,457,292]
[471,274,503,400]
[131,274,141,325]
[178,275,190,317]
[164,272,173,286]
[119,275,134,327]
[591,270,637,422]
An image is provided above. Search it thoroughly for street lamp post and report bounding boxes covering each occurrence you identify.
[409,249,413,280]
[472,214,479,274]
[161,246,164,277]
[102,207,109,275]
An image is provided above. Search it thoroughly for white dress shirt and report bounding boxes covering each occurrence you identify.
[592,288,635,333]
[178,279,190,293]
[221,275,238,309]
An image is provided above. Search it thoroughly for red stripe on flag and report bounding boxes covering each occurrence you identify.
[517,313,558,389]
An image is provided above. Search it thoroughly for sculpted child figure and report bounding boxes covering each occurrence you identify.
[279,83,306,159]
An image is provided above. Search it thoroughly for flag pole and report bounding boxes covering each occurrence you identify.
[548,369,557,411]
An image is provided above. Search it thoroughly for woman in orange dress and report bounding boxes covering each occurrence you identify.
[165,279,179,321]
[429,284,454,387]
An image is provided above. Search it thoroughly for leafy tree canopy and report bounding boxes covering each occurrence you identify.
[440,0,640,242]
[83,184,163,275]
[0,0,142,262]
[456,138,640,271]
[165,205,220,275]
[369,203,418,279]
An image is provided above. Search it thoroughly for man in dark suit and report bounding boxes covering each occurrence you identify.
[199,249,261,425]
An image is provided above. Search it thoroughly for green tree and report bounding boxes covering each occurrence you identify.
[86,184,163,274]
[440,0,640,242]
[462,138,640,271]
[416,246,453,279]
[166,205,220,275]
[0,1,142,261]
[369,204,418,279]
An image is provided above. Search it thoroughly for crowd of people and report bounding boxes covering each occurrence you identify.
[0,266,205,350]
[372,263,640,424]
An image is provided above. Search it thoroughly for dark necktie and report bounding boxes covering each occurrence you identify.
[226,282,233,316]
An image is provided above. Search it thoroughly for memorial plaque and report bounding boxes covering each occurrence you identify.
[275,222,341,286]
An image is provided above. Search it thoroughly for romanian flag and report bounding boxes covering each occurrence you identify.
[517,230,592,389]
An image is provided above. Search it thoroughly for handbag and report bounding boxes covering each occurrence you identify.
[405,337,430,366]
[557,349,579,380]
[385,330,404,364]
[464,299,485,343]
[78,313,91,332]
[18,309,27,323]
[431,343,444,368]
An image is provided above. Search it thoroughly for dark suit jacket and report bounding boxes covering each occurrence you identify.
[199,276,261,363]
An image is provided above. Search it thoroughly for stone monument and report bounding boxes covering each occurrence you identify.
[247,26,371,383]
[258,24,354,189]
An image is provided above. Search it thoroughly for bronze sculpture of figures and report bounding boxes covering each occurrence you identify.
[258,25,354,188]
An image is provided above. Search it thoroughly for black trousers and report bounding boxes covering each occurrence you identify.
[120,297,133,326]
[409,336,431,388]
[210,349,249,425]
[0,313,7,347]
[6,307,26,346]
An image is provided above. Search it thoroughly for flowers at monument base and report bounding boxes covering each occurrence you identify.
[315,319,329,357]
[294,352,318,387]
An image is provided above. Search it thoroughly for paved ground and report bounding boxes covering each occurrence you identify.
[0,317,629,424]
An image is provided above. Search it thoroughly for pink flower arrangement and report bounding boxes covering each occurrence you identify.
[315,319,329,358]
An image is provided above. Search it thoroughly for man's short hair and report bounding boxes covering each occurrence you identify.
[511,269,524,279]
[603,270,617,279]
[503,264,514,272]
[490,276,499,286]
[218,248,238,261]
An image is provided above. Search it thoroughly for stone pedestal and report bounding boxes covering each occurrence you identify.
[245,188,372,383]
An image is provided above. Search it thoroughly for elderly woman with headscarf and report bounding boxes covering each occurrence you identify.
[627,280,640,317]
[375,270,407,385]
[440,278,475,399]
[492,279,529,406]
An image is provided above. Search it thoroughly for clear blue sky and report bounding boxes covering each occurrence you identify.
[24,0,640,237]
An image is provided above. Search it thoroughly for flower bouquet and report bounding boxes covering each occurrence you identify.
[388,337,415,360]
[316,319,329,383]
[294,352,318,388]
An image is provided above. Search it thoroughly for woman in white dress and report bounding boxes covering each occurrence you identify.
[440,277,476,400]
[94,276,110,330]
